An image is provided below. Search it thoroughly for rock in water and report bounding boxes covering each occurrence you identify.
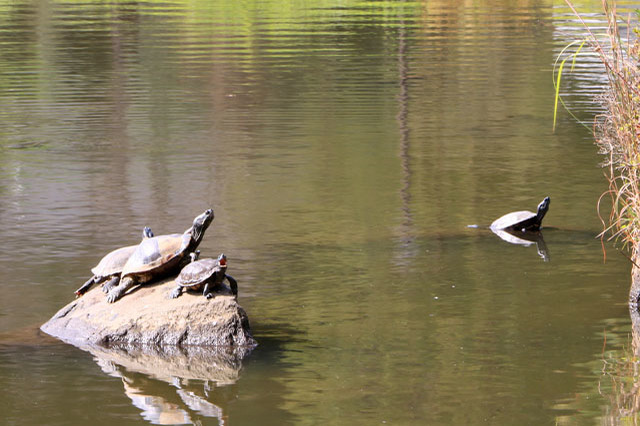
[41,277,256,348]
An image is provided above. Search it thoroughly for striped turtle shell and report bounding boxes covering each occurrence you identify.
[176,254,227,289]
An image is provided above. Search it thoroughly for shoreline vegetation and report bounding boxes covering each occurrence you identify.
[559,2,640,420]
[557,0,640,305]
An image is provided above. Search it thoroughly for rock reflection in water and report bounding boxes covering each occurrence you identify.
[491,229,550,262]
[85,343,252,425]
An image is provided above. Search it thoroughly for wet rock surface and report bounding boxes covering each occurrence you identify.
[41,277,257,348]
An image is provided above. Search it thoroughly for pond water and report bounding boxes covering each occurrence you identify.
[0,0,638,424]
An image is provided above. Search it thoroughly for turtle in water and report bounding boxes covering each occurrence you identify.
[170,252,238,300]
[75,226,154,297]
[490,196,550,232]
[106,208,215,303]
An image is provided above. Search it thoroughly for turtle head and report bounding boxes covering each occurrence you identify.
[536,197,550,221]
[190,209,214,243]
[216,253,228,272]
[142,226,154,240]
[190,250,201,262]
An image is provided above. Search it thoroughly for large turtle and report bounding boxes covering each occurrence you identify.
[106,208,215,303]
[490,196,550,232]
[170,252,238,299]
[75,226,154,297]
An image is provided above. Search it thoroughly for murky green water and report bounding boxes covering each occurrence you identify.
[0,0,637,424]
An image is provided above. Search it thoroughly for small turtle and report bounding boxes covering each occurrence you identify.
[170,253,237,299]
[75,226,154,297]
[106,209,214,303]
[490,196,550,232]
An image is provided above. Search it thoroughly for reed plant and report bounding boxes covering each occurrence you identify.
[556,1,640,255]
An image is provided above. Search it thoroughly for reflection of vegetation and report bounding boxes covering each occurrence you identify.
[600,344,640,423]
[598,310,640,423]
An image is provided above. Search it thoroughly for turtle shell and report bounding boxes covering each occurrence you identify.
[91,245,139,277]
[490,210,537,231]
[176,258,224,288]
[490,197,550,232]
[91,226,154,278]
[120,233,191,282]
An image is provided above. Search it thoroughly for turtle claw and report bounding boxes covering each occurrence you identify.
[205,292,214,299]
[102,276,119,294]
[106,277,134,303]
[106,289,120,303]
[170,287,183,299]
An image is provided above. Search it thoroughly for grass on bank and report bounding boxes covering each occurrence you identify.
[555,0,640,254]
[554,4,640,420]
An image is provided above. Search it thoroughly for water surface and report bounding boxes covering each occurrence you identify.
[0,0,637,424]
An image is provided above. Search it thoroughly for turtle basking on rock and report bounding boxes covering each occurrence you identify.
[75,226,154,297]
[170,252,238,300]
[490,196,550,233]
[106,209,215,303]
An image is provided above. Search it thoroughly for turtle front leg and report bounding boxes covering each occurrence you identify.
[202,283,214,299]
[106,277,135,303]
[101,276,120,294]
[170,286,183,299]
[75,276,98,297]
[225,274,238,298]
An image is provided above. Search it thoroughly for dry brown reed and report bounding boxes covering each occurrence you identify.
[560,1,640,254]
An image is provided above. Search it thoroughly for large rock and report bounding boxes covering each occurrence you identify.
[41,277,257,348]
